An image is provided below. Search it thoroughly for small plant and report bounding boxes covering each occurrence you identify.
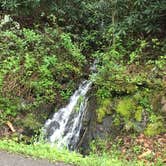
[144,121,165,136]
[133,145,142,154]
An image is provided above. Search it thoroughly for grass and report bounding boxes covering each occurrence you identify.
[0,139,146,166]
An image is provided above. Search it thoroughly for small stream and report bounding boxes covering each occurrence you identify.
[44,80,92,150]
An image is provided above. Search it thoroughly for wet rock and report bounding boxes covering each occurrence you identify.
[46,121,60,137]
[78,89,115,153]
[78,90,97,152]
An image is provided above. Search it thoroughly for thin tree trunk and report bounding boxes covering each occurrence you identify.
[111,0,117,48]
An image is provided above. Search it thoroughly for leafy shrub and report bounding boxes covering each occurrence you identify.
[0,21,85,123]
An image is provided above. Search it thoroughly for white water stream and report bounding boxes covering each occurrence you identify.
[44,80,92,150]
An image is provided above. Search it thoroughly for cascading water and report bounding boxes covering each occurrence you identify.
[44,80,92,150]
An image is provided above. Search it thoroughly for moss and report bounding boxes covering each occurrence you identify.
[102,99,112,115]
[133,92,143,101]
[144,121,165,136]
[126,84,138,94]
[113,116,121,126]
[96,108,107,123]
[116,98,135,119]
[96,99,112,123]
[135,106,143,122]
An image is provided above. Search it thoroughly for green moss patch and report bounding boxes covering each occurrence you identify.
[116,98,135,119]
[96,99,112,123]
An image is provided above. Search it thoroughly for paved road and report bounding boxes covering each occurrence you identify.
[0,151,72,166]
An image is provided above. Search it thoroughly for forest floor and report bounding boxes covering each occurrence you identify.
[115,133,166,164]
[0,151,72,166]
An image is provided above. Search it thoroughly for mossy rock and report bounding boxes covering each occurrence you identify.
[126,84,138,94]
[113,116,121,126]
[144,121,165,136]
[96,108,106,123]
[135,106,143,122]
[96,99,112,123]
[116,98,136,119]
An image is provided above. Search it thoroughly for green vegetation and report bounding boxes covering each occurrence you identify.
[89,136,165,166]
[116,98,135,119]
[89,2,166,133]
[0,139,148,166]
[96,99,112,123]
[0,0,166,165]
[0,20,85,131]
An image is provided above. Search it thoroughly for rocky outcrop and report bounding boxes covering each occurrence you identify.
[78,87,166,152]
[78,88,115,152]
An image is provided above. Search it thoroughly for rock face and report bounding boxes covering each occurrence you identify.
[76,90,97,151]
[78,88,115,152]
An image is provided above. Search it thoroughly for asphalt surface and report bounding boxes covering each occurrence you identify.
[0,151,72,166]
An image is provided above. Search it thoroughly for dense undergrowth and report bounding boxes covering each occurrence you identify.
[94,38,166,136]
[0,0,166,165]
[0,17,86,135]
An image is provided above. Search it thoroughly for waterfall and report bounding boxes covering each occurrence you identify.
[44,80,92,150]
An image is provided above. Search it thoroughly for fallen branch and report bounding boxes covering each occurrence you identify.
[6,121,16,132]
